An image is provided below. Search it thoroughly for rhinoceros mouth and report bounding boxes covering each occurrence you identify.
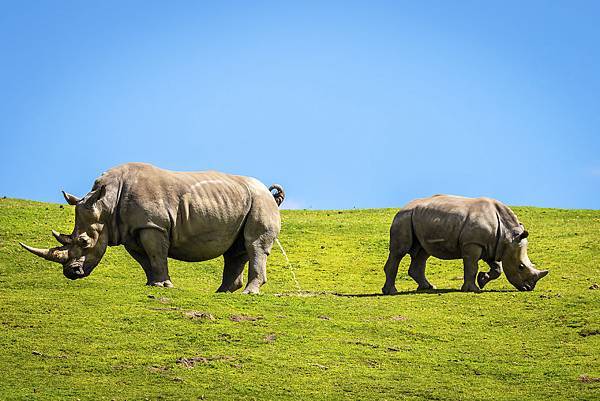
[63,258,88,280]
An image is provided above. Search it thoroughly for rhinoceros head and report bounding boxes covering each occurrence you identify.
[501,229,548,291]
[20,186,109,280]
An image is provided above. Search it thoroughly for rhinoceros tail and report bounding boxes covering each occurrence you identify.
[269,184,285,207]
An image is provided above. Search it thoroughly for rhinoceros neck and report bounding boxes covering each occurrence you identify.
[93,171,124,247]
[492,212,506,261]
[493,202,520,261]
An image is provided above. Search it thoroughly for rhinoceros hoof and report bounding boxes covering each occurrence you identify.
[417,284,436,291]
[148,280,174,288]
[242,287,260,295]
[461,283,482,293]
[382,286,398,295]
[477,272,489,289]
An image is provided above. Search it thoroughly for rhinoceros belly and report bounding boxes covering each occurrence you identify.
[412,206,467,259]
[167,174,252,262]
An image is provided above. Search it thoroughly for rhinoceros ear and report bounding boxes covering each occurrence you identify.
[62,191,80,205]
[84,185,106,207]
[513,230,529,242]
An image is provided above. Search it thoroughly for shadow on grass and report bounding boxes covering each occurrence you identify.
[332,288,516,297]
[273,288,516,297]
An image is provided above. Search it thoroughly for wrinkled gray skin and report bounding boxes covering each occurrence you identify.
[382,195,549,294]
[20,163,284,294]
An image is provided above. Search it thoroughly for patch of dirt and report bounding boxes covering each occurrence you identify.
[350,341,379,349]
[176,355,235,368]
[390,315,408,321]
[149,365,170,373]
[318,315,331,320]
[148,307,180,311]
[313,363,328,370]
[274,291,332,297]
[184,311,215,320]
[218,333,238,343]
[579,328,600,337]
[589,283,599,290]
[230,315,263,322]
[578,374,600,383]
[264,333,277,343]
[31,351,67,359]
[147,294,171,303]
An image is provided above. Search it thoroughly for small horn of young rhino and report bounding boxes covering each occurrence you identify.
[19,242,68,264]
[51,230,72,245]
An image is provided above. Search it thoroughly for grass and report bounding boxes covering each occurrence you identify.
[0,197,598,400]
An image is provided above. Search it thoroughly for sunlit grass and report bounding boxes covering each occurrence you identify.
[0,198,598,400]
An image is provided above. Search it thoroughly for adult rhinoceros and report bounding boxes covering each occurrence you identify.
[382,195,548,294]
[20,163,285,294]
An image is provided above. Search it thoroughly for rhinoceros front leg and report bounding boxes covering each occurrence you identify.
[136,229,173,288]
[477,261,502,289]
[461,244,482,293]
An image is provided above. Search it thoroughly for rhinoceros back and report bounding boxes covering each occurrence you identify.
[408,195,501,260]
[100,163,254,261]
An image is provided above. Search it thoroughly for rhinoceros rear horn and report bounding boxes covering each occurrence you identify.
[19,242,68,264]
[62,191,80,205]
[52,230,72,245]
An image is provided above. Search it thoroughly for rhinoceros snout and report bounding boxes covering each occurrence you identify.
[518,282,536,291]
[63,260,86,280]
[63,267,84,280]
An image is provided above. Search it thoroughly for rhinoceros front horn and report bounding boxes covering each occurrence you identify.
[51,230,72,245]
[535,269,549,281]
[19,242,68,264]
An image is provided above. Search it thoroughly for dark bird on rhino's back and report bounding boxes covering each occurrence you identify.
[20,162,285,294]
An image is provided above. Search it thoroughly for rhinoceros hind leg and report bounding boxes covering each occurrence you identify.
[382,251,404,295]
[408,248,434,291]
[461,245,482,292]
[242,239,272,295]
[217,252,249,293]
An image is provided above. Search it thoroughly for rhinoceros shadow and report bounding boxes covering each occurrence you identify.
[332,288,516,297]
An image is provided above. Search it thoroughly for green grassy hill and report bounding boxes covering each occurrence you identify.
[0,198,598,400]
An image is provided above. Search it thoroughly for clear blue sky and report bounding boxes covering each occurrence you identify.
[1,1,598,209]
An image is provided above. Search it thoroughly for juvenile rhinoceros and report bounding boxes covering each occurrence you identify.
[20,163,285,294]
[382,195,548,294]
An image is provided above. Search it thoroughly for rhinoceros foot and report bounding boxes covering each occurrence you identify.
[477,272,490,289]
[461,282,482,293]
[242,286,261,295]
[216,280,243,293]
[382,285,398,295]
[416,283,436,291]
[148,280,174,288]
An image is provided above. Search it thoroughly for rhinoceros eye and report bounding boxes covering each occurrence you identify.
[518,264,525,271]
[76,234,92,249]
